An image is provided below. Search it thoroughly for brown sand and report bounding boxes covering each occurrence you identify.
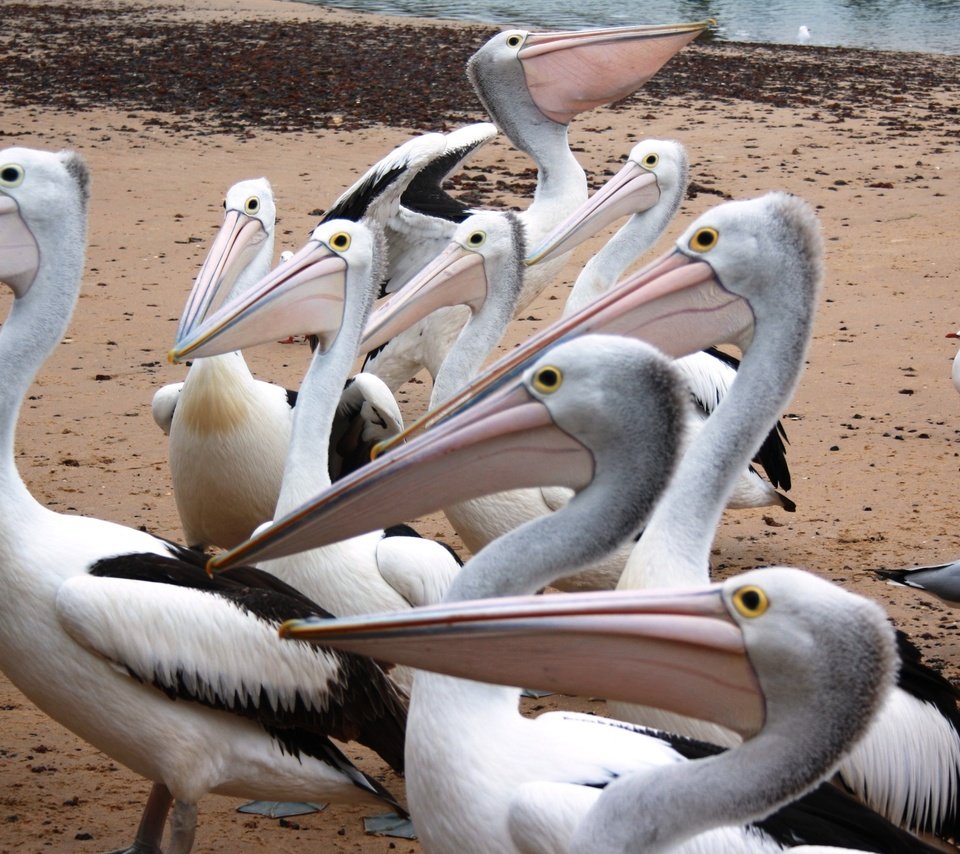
[1,0,960,850]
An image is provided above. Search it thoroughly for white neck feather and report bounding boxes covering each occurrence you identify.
[274,264,375,519]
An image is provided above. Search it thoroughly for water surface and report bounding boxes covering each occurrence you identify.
[299,0,960,54]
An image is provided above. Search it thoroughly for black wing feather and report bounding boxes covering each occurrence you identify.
[399,147,476,222]
[89,550,407,779]
[320,164,407,224]
[704,346,792,490]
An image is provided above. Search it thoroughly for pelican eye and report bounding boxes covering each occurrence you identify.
[506,32,524,48]
[329,231,351,252]
[0,164,24,187]
[689,226,719,253]
[641,152,660,169]
[732,585,769,618]
[466,230,486,248]
[244,196,261,215]
[532,365,563,394]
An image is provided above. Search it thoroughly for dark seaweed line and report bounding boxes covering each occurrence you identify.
[2,3,959,136]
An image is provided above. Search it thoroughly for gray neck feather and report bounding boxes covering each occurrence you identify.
[432,225,525,405]
[468,51,584,219]
[566,200,680,317]
[571,591,894,853]
[447,464,658,602]
[0,200,86,504]
[448,352,687,601]
[631,273,815,587]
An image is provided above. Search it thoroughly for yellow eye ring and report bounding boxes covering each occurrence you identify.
[532,365,563,394]
[466,230,486,248]
[329,231,351,252]
[244,196,261,215]
[689,226,719,253]
[506,32,524,48]
[0,164,25,187]
[732,585,769,618]
[641,152,660,169]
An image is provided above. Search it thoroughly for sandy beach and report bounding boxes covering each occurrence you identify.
[1,0,960,850]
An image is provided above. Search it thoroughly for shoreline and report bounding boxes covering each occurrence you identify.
[4,2,959,138]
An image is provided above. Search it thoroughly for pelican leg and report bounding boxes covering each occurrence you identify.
[167,800,197,854]
[105,781,172,853]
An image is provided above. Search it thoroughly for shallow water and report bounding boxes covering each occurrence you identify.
[300,0,960,54]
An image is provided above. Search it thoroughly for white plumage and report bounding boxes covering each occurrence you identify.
[0,147,407,852]
[155,178,402,549]
[277,334,918,853]
[170,201,463,688]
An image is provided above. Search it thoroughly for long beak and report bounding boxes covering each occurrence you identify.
[169,238,347,362]
[208,245,752,569]
[281,583,765,738]
[386,245,754,446]
[525,161,661,266]
[0,194,40,298]
[519,21,712,124]
[175,210,268,341]
[208,378,594,570]
[362,242,487,355]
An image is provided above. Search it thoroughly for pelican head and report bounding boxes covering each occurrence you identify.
[469,22,712,130]
[526,138,688,266]
[169,219,382,363]
[361,210,525,356]
[175,177,277,342]
[283,566,896,749]
[0,148,88,298]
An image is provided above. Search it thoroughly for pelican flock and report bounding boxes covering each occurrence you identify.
[355,142,796,592]
[153,177,403,550]
[359,20,711,391]
[253,333,934,852]
[213,194,960,847]
[2,10,959,854]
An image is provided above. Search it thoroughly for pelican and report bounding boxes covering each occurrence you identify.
[359,141,790,591]
[360,20,711,392]
[596,204,960,839]
[0,147,413,852]
[527,137,794,512]
[946,329,960,394]
[170,214,462,688]
[278,335,929,853]
[877,561,960,606]
[152,178,403,550]
[221,193,960,842]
